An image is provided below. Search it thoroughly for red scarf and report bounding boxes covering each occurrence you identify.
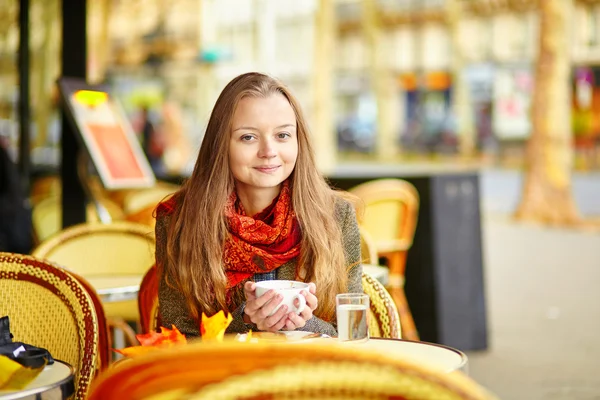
[224,181,301,293]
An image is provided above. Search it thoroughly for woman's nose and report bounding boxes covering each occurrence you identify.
[258,141,276,158]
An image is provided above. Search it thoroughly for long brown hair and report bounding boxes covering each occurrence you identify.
[160,72,347,321]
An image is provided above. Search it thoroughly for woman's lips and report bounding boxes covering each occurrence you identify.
[254,165,281,173]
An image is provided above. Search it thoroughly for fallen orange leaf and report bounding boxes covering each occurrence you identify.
[114,325,187,358]
[200,311,233,342]
[136,325,186,347]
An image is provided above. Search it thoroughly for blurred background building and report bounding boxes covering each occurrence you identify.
[2,0,600,175]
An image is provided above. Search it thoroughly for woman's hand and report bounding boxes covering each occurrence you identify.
[242,281,289,332]
[282,282,318,331]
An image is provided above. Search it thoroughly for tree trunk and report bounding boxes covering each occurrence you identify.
[515,0,580,225]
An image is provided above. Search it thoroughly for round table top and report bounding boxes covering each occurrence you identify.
[345,338,468,374]
[0,360,75,400]
[86,275,143,303]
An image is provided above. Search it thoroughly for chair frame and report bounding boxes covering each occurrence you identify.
[32,221,155,259]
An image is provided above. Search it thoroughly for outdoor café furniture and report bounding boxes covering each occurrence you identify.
[358,337,468,374]
[0,360,75,400]
[87,341,493,400]
[31,221,154,322]
[86,275,143,303]
[32,221,155,350]
[350,178,420,341]
[31,196,124,244]
[0,253,100,400]
[329,166,488,351]
[361,271,401,339]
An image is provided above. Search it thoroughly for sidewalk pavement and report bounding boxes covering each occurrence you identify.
[465,211,600,399]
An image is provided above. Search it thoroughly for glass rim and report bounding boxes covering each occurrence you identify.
[336,293,369,300]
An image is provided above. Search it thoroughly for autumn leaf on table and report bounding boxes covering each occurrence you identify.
[0,355,46,390]
[136,325,186,347]
[115,325,187,357]
[200,311,233,342]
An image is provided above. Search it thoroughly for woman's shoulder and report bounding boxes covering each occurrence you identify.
[333,192,358,223]
[156,192,181,218]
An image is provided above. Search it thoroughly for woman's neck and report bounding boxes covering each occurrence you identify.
[235,184,281,216]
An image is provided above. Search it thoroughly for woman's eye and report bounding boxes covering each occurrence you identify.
[277,132,291,139]
[240,134,255,141]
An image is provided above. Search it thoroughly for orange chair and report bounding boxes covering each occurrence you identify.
[350,179,420,341]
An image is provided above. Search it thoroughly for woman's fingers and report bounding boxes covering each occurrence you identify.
[245,289,276,315]
[299,305,313,322]
[244,281,257,301]
[259,305,289,331]
[308,282,316,294]
[302,290,318,311]
[286,312,306,330]
[257,294,284,320]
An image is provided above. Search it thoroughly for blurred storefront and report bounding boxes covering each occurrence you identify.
[399,71,455,154]
[492,64,533,142]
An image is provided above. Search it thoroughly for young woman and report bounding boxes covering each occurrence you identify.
[155,72,362,337]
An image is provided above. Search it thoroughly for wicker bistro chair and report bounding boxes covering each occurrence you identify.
[350,179,420,341]
[139,265,400,340]
[70,272,111,371]
[32,196,125,244]
[88,341,496,400]
[32,221,156,347]
[362,272,401,339]
[0,252,100,399]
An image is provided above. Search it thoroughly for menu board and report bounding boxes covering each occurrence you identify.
[58,77,155,189]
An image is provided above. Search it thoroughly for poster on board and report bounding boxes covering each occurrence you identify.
[58,77,156,190]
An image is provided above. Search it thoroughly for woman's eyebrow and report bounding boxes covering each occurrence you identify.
[232,126,258,133]
[275,124,296,130]
[232,124,296,132]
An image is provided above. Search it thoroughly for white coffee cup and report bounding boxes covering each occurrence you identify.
[254,280,308,316]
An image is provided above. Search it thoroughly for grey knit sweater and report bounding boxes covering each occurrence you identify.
[156,197,362,338]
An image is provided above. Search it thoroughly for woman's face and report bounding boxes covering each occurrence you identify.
[229,93,298,196]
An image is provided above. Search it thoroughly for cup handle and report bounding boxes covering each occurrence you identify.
[293,294,306,314]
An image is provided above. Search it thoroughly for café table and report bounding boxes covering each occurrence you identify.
[0,360,75,400]
[348,338,468,374]
[86,275,143,303]
[243,332,468,374]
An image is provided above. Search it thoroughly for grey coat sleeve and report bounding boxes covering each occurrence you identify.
[298,199,363,336]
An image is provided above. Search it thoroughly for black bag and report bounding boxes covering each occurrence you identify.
[0,316,54,368]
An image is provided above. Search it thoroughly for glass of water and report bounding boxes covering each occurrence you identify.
[336,293,369,342]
